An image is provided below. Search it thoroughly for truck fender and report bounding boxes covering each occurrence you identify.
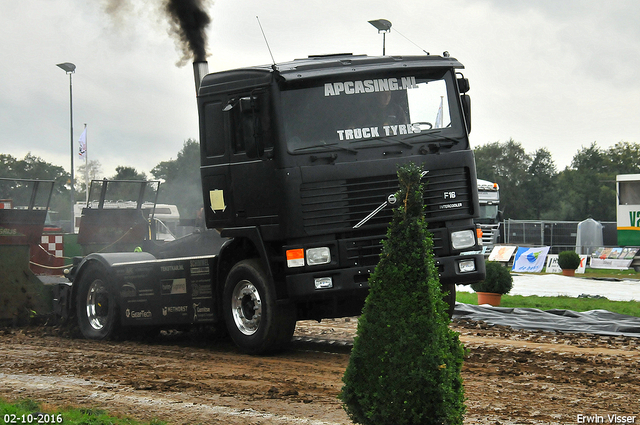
[219,226,273,282]
[69,252,158,317]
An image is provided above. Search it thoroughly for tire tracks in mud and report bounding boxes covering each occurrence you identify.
[0,319,638,424]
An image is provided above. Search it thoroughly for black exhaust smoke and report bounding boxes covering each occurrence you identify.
[103,0,212,64]
[164,0,212,64]
[102,1,212,91]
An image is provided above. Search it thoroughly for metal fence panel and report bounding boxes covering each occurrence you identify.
[504,220,616,253]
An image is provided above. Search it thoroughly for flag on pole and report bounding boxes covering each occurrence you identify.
[435,96,444,128]
[78,126,87,159]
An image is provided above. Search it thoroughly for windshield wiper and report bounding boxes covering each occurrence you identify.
[350,136,413,149]
[417,141,456,155]
[403,129,459,143]
[293,143,357,154]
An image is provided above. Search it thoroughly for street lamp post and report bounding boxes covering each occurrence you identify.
[57,62,76,231]
[368,19,392,56]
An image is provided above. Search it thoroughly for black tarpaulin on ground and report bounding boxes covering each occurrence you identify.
[453,303,640,338]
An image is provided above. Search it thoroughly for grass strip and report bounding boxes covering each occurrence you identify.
[456,292,639,317]
[0,398,167,425]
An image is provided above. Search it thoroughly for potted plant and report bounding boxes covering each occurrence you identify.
[470,261,513,306]
[558,250,581,276]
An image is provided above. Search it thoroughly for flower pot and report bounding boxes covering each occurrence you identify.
[561,269,576,277]
[476,292,502,307]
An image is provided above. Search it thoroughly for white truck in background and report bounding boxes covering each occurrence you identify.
[74,201,180,241]
[476,179,502,250]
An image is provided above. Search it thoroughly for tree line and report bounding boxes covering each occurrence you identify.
[474,139,640,222]
[3,138,639,224]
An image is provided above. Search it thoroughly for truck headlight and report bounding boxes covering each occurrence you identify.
[314,277,333,289]
[458,259,476,273]
[451,230,476,250]
[306,247,331,265]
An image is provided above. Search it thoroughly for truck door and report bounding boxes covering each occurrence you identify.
[227,90,279,227]
[201,99,234,228]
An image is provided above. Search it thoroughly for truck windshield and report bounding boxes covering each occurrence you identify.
[281,71,461,153]
[478,204,499,222]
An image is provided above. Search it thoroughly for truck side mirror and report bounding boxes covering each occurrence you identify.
[460,94,471,134]
[239,97,254,112]
[457,77,470,94]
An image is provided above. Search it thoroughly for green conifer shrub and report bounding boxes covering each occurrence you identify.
[339,163,466,425]
[470,261,513,294]
[558,250,581,270]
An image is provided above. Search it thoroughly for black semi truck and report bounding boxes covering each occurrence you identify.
[57,53,485,354]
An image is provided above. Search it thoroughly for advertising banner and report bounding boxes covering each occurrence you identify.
[488,245,518,262]
[512,246,550,273]
[545,254,561,273]
[577,255,588,273]
[617,204,640,246]
[590,247,638,269]
[546,254,588,274]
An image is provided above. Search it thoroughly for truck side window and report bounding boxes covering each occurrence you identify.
[230,91,273,154]
[230,99,250,153]
[204,101,225,157]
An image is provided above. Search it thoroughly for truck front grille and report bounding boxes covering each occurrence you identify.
[480,223,500,246]
[300,167,472,234]
[340,229,446,267]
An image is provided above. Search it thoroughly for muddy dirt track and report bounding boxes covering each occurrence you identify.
[1,317,639,425]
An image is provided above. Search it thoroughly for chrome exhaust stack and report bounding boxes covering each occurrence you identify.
[193,61,209,94]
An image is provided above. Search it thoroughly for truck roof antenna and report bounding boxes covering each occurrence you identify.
[256,16,277,69]
[393,27,430,55]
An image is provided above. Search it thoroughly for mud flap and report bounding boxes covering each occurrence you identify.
[52,282,73,319]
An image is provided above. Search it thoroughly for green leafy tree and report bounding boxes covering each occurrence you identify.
[522,148,557,219]
[104,166,151,203]
[110,165,147,181]
[0,153,69,193]
[340,163,466,425]
[607,141,640,174]
[556,142,616,221]
[76,159,103,195]
[474,139,531,219]
[0,153,71,220]
[474,139,640,221]
[151,139,203,220]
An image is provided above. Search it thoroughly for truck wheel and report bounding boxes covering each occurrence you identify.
[442,283,456,319]
[76,265,119,340]
[223,259,296,354]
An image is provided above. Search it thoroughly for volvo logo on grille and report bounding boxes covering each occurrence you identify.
[353,193,398,229]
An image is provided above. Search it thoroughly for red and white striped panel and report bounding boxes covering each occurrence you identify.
[0,200,12,209]
[40,235,64,258]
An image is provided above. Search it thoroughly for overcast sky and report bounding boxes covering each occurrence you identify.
[1,0,639,179]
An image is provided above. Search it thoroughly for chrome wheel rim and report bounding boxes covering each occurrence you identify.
[231,279,262,336]
[86,279,109,331]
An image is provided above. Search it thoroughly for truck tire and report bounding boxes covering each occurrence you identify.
[443,283,456,319]
[223,259,296,354]
[76,265,119,340]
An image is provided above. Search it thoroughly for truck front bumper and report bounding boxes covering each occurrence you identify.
[285,252,485,300]
[286,265,372,300]
[437,252,486,285]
